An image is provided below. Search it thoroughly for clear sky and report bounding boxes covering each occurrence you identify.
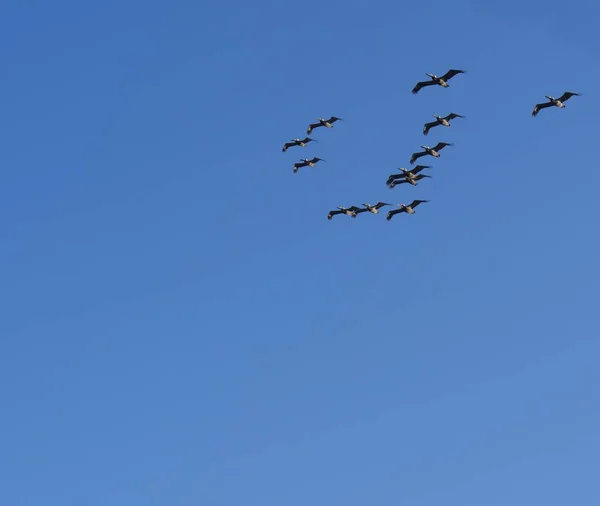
[1,1,599,505]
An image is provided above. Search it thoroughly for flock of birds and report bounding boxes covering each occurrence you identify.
[281,69,581,222]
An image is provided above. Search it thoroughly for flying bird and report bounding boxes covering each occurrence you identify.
[282,137,317,152]
[423,113,465,136]
[386,200,429,220]
[386,166,431,187]
[355,202,391,215]
[307,116,343,134]
[412,69,466,94]
[532,92,581,117]
[410,143,452,164]
[327,206,361,220]
[293,157,325,173]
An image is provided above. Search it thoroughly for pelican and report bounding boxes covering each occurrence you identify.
[293,157,325,173]
[307,116,343,134]
[423,113,465,136]
[410,142,452,164]
[532,92,581,117]
[327,206,361,220]
[412,69,466,94]
[386,200,429,220]
[386,166,431,187]
[282,137,317,152]
[356,202,391,215]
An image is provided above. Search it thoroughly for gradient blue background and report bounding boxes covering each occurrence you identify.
[1,1,598,505]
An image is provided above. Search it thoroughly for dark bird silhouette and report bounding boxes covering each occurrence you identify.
[293,157,325,173]
[532,92,581,117]
[327,206,361,220]
[386,166,431,187]
[423,113,465,135]
[355,202,391,215]
[307,116,343,134]
[282,137,317,152]
[412,69,466,94]
[386,200,429,221]
[410,142,452,164]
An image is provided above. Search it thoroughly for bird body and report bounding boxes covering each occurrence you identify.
[307,116,343,134]
[282,137,316,152]
[327,206,361,219]
[386,200,429,220]
[358,202,391,214]
[412,69,466,94]
[386,166,431,187]
[532,92,580,117]
[410,143,452,164]
[423,113,464,135]
[293,157,325,173]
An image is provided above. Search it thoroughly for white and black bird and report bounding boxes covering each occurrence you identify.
[423,113,465,136]
[386,166,432,188]
[412,69,466,94]
[282,137,317,152]
[293,157,325,173]
[386,200,429,221]
[327,206,361,220]
[355,202,391,215]
[532,92,581,117]
[410,143,452,164]
[307,116,343,135]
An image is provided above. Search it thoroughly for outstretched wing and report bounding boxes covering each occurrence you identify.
[353,207,369,215]
[532,101,553,117]
[326,116,342,124]
[387,208,405,220]
[373,202,389,209]
[300,137,314,144]
[390,179,409,188]
[414,174,431,181]
[327,209,343,220]
[432,142,452,151]
[409,199,429,209]
[307,123,322,134]
[282,142,295,152]
[411,165,431,175]
[444,113,464,120]
[557,91,580,103]
[440,69,466,81]
[412,80,436,94]
[423,121,438,136]
[410,151,426,164]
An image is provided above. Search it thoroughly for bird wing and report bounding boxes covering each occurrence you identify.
[294,161,308,168]
[423,121,438,136]
[309,157,322,164]
[348,206,362,212]
[440,69,466,81]
[410,151,426,164]
[373,202,389,209]
[390,179,408,187]
[414,174,431,181]
[327,209,343,219]
[409,199,428,209]
[412,80,436,94]
[444,113,464,120]
[300,137,314,144]
[282,142,295,152]
[411,165,430,175]
[387,208,405,220]
[325,116,341,124]
[432,142,452,151]
[307,123,321,134]
[531,101,553,117]
[557,91,580,103]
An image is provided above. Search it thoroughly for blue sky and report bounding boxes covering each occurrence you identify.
[1,0,599,504]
